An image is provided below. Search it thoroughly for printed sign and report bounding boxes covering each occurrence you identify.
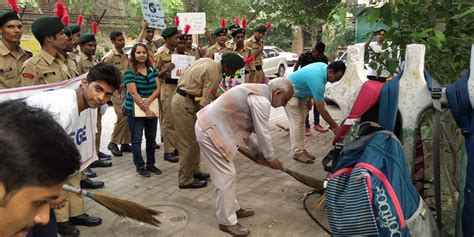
[141,0,166,29]
[176,12,206,34]
[171,54,196,79]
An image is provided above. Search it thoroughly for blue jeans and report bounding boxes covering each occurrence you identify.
[126,111,158,170]
[305,108,320,128]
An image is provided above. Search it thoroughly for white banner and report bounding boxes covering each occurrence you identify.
[141,0,166,29]
[171,54,196,79]
[176,12,206,34]
[0,75,98,171]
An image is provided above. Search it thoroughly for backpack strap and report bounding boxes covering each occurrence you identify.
[332,80,385,145]
[378,71,401,131]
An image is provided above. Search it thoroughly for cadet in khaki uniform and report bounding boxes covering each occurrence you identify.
[229,27,254,81]
[153,26,180,163]
[0,10,31,89]
[205,26,230,59]
[244,24,267,83]
[225,21,240,49]
[103,31,132,157]
[67,24,82,63]
[137,20,165,59]
[20,16,69,87]
[171,53,245,189]
[60,27,79,78]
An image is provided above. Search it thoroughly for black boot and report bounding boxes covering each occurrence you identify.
[164,153,179,163]
[120,144,132,152]
[107,143,122,157]
[57,221,80,237]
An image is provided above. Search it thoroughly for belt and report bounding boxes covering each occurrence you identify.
[163,79,178,84]
[176,88,195,100]
[255,65,263,71]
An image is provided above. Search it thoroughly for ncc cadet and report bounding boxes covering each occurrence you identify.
[182,26,202,60]
[153,26,180,163]
[171,52,245,189]
[177,31,189,55]
[225,18,240,49]
[230,26,254,81]
[204,23,230,59]
[244,23,267,83]
[60,28,79,78]
[76,32,114,168]
[0,9,31,89]
[20,16,69,86]
[103,30,132,157]
[66,16,84,63]
[137,19,166,57]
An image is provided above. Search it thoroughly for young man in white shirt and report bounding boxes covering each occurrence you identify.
[25,62,121,237]
[364,29,391,82]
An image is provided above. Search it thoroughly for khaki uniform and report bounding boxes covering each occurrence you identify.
[59,53,79,78]
[153,37,166,49]
[145,39,158,59]
[244,36,265,83]
[69,47,81,64]
[102,48,131,145]
[55,173,84,222]
[186,46,201,60]
[171,58,222,185]
[0,41,30,89]
[204,43,230,59]
[231,45,255,82]
[225,40,234,49]
[20,49,70,86]
[154,45,177,154]
[77,51,103,152]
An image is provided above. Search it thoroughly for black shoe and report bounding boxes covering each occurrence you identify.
[136,168,150,177]
[89,160,112,168]
[107,143,122,157]
[80,178,104,189]
[155,143,160,150]
[193,172,210,180]
[179,179,208,189]
[69,214,102,227]
[146,166,162,175]
[57,221,80,236]
[120,144,132,152]
[164,153,179,163]
[98,152,112,160]
[84,167,97,178]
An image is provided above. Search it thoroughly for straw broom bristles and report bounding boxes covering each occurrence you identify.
[63,184,161,226]
[237,146,324,193]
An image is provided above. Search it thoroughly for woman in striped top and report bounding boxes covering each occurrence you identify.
[124,43,162,177]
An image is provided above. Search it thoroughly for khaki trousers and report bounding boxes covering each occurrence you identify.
[284,97,308,155]
[160,83,178,153]
[95,112,102,152]
[54,173,84,222]
[247,70,265,83]
[171,93,201,185]
[110,91,131,144]
[195,122,240,226]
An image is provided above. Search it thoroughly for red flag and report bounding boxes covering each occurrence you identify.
[244,55,254,64]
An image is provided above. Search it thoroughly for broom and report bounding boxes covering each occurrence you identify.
[237,146,324,194]
[62,184,161,226]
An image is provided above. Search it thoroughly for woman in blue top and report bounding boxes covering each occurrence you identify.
[123,43,161,177]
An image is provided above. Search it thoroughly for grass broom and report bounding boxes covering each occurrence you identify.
[63,184,161,226]
[237,146,324,194]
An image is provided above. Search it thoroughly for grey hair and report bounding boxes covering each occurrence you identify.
[268,77,295,94]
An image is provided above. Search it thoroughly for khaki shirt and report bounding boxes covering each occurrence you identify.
[20,49,70,86]
[0,41,30,89]
[232,45,255,71]
[153,45,174,80]
[204,43,230,59]
[153,37,166,49]
[186,47,201,60]
[225,40,234,49]
[102,47,129,75]
[244,35,263,66]
[69,47,81,64]
[177,58,222,107]
[59,53,79,78]
[145,39,158,57]
[77,52,97,74]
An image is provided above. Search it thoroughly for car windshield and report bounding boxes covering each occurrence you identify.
[273,47,284,53]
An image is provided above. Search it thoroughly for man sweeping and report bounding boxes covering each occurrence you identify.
[195,78,293,236]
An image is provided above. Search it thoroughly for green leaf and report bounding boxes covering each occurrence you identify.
[433,30,446,42]
[385,58,399,74]
[449,6,474,20]
[369,62,378,70]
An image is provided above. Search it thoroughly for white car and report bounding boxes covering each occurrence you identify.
[266,46,298,66]
[263,46,288,77]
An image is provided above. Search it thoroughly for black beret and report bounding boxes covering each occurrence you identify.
[221,52,245,70]
[68,25,81,35]
[231,28,246,37]
[228,23,240,31]
[0,10,20,26]
[213,27,228,36]
[65,27,72,37]
[254,23,267,33]
[32,16,64,38]
[77,33,96,45]
[161,26,178,39]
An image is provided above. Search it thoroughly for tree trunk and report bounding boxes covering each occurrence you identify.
[181,0,201,12]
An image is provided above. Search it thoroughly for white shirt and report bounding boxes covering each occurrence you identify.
[247,94,275,160]
[367,41,391,78]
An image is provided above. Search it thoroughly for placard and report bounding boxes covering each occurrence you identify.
[171,54,196,79]
[176,12,206,34]
[141,0,166,29]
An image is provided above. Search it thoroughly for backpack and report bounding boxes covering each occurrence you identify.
[325,122,439,237]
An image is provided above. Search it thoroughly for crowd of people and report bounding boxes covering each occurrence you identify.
[0,2,348,236]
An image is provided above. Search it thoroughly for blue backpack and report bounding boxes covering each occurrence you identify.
[325,122,439,236]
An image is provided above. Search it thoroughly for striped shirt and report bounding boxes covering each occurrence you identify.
[123,67,158,111]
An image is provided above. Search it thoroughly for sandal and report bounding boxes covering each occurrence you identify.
[303,149,316,160]
[293,152,314,164]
